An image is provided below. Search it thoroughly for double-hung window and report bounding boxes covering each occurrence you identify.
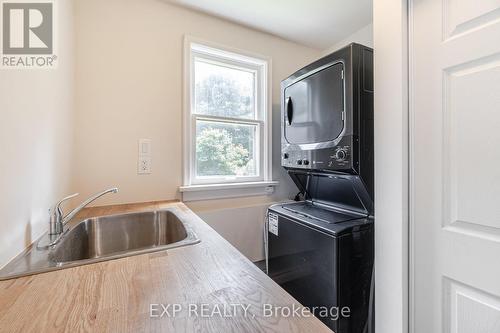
[181,38,275,199]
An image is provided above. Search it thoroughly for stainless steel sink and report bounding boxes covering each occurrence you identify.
[50,210,192,264]
[0,208,200,280]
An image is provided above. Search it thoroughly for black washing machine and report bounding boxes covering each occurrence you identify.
[267,173,374,333]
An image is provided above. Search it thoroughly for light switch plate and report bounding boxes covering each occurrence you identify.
[138,156,151,174]
[138,139,151,156]
[138,139,152,174]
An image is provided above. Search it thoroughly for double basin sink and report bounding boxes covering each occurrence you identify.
[0,209,200,280]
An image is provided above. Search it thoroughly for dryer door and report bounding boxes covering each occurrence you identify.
[283,62,344,145]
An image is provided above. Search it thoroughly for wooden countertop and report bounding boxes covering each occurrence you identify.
[0,201,330,333]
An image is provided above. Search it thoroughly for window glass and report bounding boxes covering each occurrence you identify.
[195,120,258,178]
[194,59,255,119]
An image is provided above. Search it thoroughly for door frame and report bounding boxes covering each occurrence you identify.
[373,0,411,332]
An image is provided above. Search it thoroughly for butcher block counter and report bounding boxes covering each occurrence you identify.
[0,201,330,333]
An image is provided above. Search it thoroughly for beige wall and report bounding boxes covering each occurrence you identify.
[323,23,373,55]
[0,0,75,267]
[73,0,322,207]
[196,202,271,262]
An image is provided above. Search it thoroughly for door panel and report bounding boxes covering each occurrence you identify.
[443,278,500,333]
[444,56,500,231]
[444,0,500,38]
[412,0,500,332]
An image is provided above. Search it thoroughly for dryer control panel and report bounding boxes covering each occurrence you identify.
[281,146,353,172]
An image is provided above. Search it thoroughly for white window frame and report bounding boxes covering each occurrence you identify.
[180,36,276,200]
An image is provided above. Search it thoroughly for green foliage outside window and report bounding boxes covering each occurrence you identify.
[195,73,256,177]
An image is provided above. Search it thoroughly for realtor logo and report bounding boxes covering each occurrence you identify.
[1,0,57,68]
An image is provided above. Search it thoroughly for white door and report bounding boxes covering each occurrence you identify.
[411,0,500,332]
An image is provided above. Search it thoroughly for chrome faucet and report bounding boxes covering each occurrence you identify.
[49,187,119,237]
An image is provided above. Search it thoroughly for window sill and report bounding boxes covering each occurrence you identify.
[179,181,279,201]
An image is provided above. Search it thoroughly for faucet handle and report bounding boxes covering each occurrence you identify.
[54,193,79,215]
[49,193,79,235]
[55,193,79,207]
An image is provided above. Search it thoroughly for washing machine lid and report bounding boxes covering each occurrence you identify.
[281,201,360,224]
[288,170,374,216]
[269,202,372,237]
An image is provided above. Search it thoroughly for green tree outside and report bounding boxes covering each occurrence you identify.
[196,127,250,176]
[195,73,256,177]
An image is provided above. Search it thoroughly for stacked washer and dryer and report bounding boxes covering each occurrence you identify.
[266,43,374,333]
